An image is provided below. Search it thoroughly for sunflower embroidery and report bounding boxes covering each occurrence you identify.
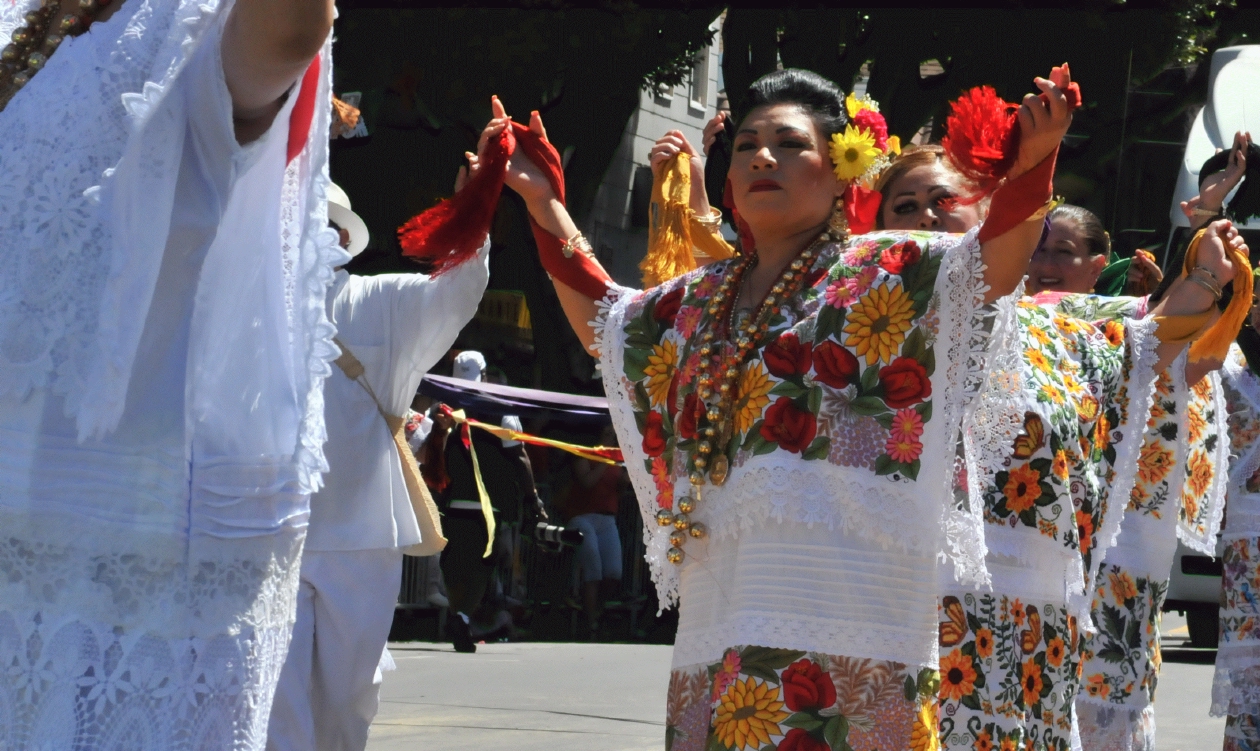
[712,676,790,750]
[939,649,978,703]
[643,339,678,408]
[843,282,916,366]
[1003,464,1042,513]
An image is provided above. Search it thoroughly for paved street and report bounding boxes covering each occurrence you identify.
[368,613,1222,751]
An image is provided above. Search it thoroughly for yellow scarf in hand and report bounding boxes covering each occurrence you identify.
[640,154,734,286]
[1154,228,1254,362]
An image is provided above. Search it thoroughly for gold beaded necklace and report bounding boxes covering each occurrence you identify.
[654,225,845,564]
[1,0,113,112]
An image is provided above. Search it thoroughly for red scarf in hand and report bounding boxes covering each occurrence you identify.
[397,120,613,300]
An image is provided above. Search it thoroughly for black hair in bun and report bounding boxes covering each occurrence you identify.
[739,68,849,140]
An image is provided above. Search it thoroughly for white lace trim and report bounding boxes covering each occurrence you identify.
[671,612,937,671]
[0,612,295,751]
[594,284,683,607]
[935,226,999,590]
[1225,351,1260,515]
[1088,316,1162,586]
[1178,369,1229,554]
[1075,700,1156,751]
[1214,650,1260,716]
[289,46,349,495]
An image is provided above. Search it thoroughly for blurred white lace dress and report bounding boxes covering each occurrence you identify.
[0,1,345,749]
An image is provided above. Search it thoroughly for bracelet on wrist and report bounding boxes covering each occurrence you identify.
[1191,206,1223,218]
[1186,267,1223,301]
[561,232,595,259]
[692,207,723,228]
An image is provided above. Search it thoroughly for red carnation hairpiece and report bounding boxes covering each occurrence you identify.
[942,80,1083,201]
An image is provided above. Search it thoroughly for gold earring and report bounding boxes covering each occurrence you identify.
[828,197,849,239]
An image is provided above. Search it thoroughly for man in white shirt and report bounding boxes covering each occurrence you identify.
[267,185,490,751]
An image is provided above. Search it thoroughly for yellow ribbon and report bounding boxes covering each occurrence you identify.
[640,154,734,286]
[1152,228,1254,363]
[449,409,496,558]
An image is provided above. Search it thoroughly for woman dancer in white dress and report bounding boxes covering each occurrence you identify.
[0,0,341,749]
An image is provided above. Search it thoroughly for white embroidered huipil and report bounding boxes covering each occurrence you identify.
[307,246,490,552]
[0,1,345,749]
[935,296,1162,751]
[597,230,1011,750]
[1213,344,1260,724]
[1075,362,1228,751]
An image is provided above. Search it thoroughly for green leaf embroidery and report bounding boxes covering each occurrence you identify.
[848,396,889,417]
[803,436,831,461]
[782,714,824,732]
[770,381,809,399]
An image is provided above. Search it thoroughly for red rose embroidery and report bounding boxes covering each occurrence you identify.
[763,331,814,378]
[812,339,860,389]
[778,728,830,751]
[878,356,931,408]
[781,658,837,712]
[878,240,922,276]
[678,392,699,440]
[641,411,667,457]
[653,288,684,325]
[760,397,817,454]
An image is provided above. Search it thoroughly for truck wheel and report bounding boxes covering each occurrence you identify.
[1186,609,1220,649]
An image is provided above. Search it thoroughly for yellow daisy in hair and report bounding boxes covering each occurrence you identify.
[845,91,877,118]
[830,125,882,181]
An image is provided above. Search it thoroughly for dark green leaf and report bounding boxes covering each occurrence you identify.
[860,363,880,392]
[803,436,831,461]
[849,396,889,416]
[771,381,809,399]
[783,714,824,732]
[807,385,823,415]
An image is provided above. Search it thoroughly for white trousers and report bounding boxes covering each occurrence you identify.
[267,547,403,751]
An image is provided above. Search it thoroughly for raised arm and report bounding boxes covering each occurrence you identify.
[221,0,335,143]
[489,98,612,354]
[1148,218,1247,373]
[978,64,1075,302]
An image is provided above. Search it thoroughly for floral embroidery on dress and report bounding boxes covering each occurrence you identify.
[1222,538,1260,647]
[1079,564,1168,706]
[982,303,1130,572]
[665,647,940,751]
[937,593,1078,751]
[1179,376,1221,537]
[619,234,945,504]
[1127,372,1178,518]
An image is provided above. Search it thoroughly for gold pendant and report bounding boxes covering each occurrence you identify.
[708,454,729,486]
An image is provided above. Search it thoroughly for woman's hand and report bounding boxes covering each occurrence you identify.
[1125,248,1164,296]
[1201,131,1250,212]
[1196,218,1244,286]
[650,130,710,214]
[1009,64,1074,179]
[702,111,729,157]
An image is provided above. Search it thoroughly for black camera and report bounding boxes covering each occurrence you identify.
[534,522,583,551]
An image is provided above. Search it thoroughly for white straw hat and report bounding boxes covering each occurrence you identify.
[326,182,370,257]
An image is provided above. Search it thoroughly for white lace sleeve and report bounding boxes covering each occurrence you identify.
[936,226,1014,590]
[594,285,683,608]
[1086,316,1162,585]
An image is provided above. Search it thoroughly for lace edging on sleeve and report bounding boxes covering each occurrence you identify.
[936,226,1007,590]
[1087,315,1163,592]
[594,285,681,611]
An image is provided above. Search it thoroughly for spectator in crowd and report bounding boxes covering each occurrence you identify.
[562,423,628,637]
[438,350,545,652]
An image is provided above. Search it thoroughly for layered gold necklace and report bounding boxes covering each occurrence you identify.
[656,224,844,565]
[1,0,112,111]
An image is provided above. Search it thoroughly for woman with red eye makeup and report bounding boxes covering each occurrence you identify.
[872,123,1242,751]
[420,64,1101,749]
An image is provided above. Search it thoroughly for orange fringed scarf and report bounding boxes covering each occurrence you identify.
[640,155,735,286]
[1153,228,1254,362]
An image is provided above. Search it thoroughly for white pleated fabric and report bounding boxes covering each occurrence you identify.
[0,1,346,749]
